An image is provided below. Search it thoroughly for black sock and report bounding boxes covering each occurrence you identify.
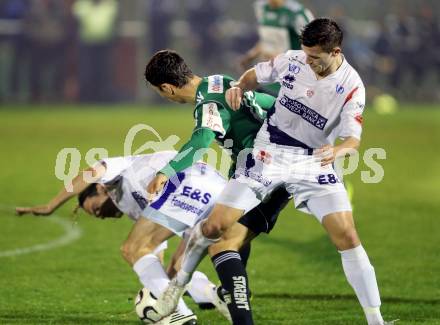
[238,242,251,268]
[211,250,253,325]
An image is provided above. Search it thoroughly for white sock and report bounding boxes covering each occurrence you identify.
[340,245,383,325]
[364,307,385,325]
[187,271,216,304]
[177,221,219,286]
[133,254,192,316]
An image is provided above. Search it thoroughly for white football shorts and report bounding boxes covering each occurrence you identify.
[216,128,352,223]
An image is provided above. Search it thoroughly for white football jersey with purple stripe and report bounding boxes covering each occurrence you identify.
[98,153,226,228]
[255,50,365,149]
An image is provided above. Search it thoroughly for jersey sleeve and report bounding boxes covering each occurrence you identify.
[242,91,275,122]
[159,128,216,177]
[97,157,132,184]
[255,52,288,84]
[194,101,231,136]
[159,101,231,177]
[338,85,366,140]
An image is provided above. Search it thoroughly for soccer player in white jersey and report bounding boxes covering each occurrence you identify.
[16,151,234,325]
[153,18,393,325]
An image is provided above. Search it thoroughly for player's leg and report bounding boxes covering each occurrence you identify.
[176,178,261,287]
[121,217,174,265]
[208,222,256,325]
[167,235,219,310]
[121,217,194,318]
[155,179,261,318]
[206,187,291,325]
[307,193,384,325]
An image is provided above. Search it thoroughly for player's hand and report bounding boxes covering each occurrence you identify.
[225,86,243,111]
[15,205,54,216]
[146,173,169,202]
[315,144,336,166]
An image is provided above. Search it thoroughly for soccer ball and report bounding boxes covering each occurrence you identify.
[373,93,398,115]
[134,288,163,324]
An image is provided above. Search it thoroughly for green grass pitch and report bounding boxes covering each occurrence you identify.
[0,104,439,324]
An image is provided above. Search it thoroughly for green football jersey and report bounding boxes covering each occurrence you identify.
[194,74,274,159]
[255,0,313,52]
[160,74,275,178]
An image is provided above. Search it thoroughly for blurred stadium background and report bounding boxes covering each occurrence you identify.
[0,0,439,103]
[1,1,439,324]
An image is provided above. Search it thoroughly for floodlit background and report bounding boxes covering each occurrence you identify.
[0,0,439,103]
[0,1,439,324]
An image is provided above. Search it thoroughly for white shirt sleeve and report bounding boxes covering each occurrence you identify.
[338,85,365,140]
[97,157,132,184]
[255,53,287,84]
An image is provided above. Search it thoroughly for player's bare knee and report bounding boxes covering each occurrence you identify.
[336,228,360,250]
[202,220,225,239]
[121,241,155,265]
[120,242,134,264]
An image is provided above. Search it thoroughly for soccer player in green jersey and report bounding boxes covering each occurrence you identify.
[241,0,314,67]
[144,50,290,324]
[240,0,314,95]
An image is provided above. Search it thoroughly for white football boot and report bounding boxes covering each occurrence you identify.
[155,312,197,325]
[209,286,232,323]
[155,278,187,318]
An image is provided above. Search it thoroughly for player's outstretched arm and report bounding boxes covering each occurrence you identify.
[15,164,106,216]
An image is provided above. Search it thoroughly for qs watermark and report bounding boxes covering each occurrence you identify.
[54,123,386,192]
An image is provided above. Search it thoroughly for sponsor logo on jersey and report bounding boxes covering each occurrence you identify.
[208,75,223,93]
[336,84,345,94]
[356,101,365,110]
[282,74,296,89]
[236,167,272,187]
[196,91,205,103]
[256,150,272,164]
[288,63,301,74]
[354,114,363,125]
[170,196,204,216]
[181,186,211,204]
[279,95,328,130]
[288,56,306,65]
[201,103,226,135]
[131,191,148,210]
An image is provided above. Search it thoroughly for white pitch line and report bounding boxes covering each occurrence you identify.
[0,204,82,258]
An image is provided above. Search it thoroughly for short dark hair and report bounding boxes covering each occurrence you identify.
[300,18,343,52]
[78,183,98,208]
[78,184,122,218]
[144,50,193,88]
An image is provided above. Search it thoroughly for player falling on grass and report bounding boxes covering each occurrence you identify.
[151,18,395,325]
[17,151,238,325]
[144,50,291,324]
[240,0,313,96]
